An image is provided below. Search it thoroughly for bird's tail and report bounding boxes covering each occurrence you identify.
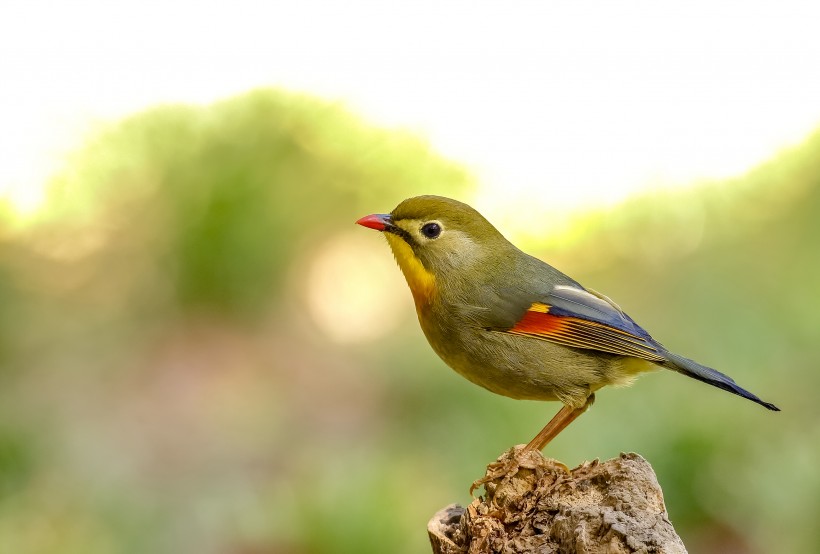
[661,351,780,411]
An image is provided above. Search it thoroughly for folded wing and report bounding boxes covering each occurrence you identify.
[502,285,666,363]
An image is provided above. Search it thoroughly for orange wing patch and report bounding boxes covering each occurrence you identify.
[506,303,666,362]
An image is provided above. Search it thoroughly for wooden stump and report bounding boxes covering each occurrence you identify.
[428,447,686,554]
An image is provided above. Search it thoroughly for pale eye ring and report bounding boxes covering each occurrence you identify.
[420,222,442,239]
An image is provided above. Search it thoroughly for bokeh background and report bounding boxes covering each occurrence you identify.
[2,2,820,553]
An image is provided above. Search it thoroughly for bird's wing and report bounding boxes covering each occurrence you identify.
[497,285,666,362]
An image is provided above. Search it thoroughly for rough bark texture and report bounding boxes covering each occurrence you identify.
[428,447,686,554]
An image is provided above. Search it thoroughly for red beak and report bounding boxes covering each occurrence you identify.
[356,213,392,231]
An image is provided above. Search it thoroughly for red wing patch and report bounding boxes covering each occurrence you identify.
[506,303,666,362]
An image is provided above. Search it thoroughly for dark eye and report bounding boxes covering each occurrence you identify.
[420,222,442,239]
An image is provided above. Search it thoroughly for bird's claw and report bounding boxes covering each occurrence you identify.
[470,458,519,496]
[470,446,571,496]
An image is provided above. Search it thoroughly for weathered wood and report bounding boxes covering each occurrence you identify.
[428,447,686,554]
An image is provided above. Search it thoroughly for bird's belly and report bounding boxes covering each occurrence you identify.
[420,318,651,407]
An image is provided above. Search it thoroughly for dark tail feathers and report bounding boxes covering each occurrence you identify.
[662,351,780,411]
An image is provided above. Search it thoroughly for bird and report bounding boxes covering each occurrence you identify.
[356,195,779,463]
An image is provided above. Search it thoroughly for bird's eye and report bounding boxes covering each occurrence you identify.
[420,222,442,239]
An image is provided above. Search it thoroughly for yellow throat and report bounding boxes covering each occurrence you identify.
[385,233,436,309]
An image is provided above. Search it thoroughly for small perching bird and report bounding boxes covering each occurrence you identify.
[357,195,779,457]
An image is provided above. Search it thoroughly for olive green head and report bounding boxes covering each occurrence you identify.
[355,195,512,304]
[386,195,508,273]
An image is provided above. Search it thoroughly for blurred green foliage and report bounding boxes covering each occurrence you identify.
[42,91,470,320]
[0,88,818,553]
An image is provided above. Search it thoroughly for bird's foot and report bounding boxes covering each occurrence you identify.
[469,445,569,496]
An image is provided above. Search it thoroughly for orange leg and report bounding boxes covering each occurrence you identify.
[470,394,596,495]
[523,394,595,452]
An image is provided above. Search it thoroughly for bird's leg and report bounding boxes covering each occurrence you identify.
[523,393,595,452]
[471,394,595,496]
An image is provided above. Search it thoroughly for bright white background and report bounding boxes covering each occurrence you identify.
[2,0,820,222]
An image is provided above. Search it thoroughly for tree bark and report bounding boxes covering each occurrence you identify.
[428,447,686,554]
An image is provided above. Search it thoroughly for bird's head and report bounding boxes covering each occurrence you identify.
[356,195,508,307]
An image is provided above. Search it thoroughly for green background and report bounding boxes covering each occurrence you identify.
[0,89,816,553]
